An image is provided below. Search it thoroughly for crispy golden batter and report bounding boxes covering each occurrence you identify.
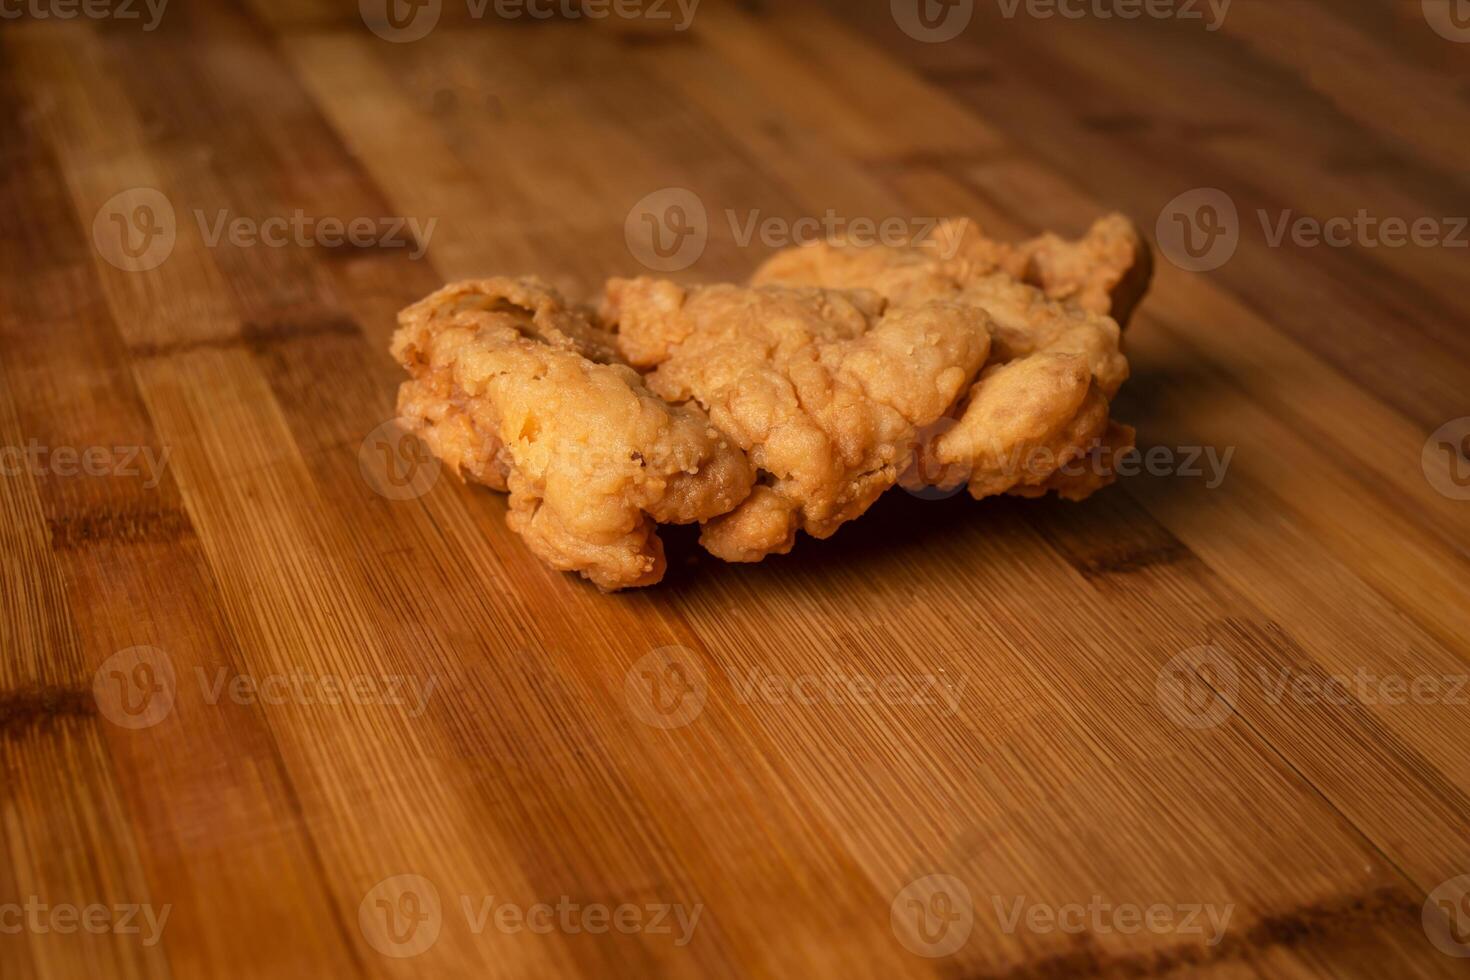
[753,215,1149,321]
[391,277,754,590]
[602,279,991,561]
[753,217,1146,502]
[1008,214,1154,326]
[751,220,987,309]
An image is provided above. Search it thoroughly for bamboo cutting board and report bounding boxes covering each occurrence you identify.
[2,1,1469,977]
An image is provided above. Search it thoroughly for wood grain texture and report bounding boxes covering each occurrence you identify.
[2,0,1468,977]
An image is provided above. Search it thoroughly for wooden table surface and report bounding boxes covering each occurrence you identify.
[3,0,1469,977]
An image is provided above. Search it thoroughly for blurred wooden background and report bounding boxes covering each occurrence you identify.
[2,0,1469,976]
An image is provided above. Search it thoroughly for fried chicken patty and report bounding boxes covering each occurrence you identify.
[386,214,1151,588]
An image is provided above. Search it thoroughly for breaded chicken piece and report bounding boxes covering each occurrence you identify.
[391,277,754,590]
[753,217,1144,502]
[601,279,991,561]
